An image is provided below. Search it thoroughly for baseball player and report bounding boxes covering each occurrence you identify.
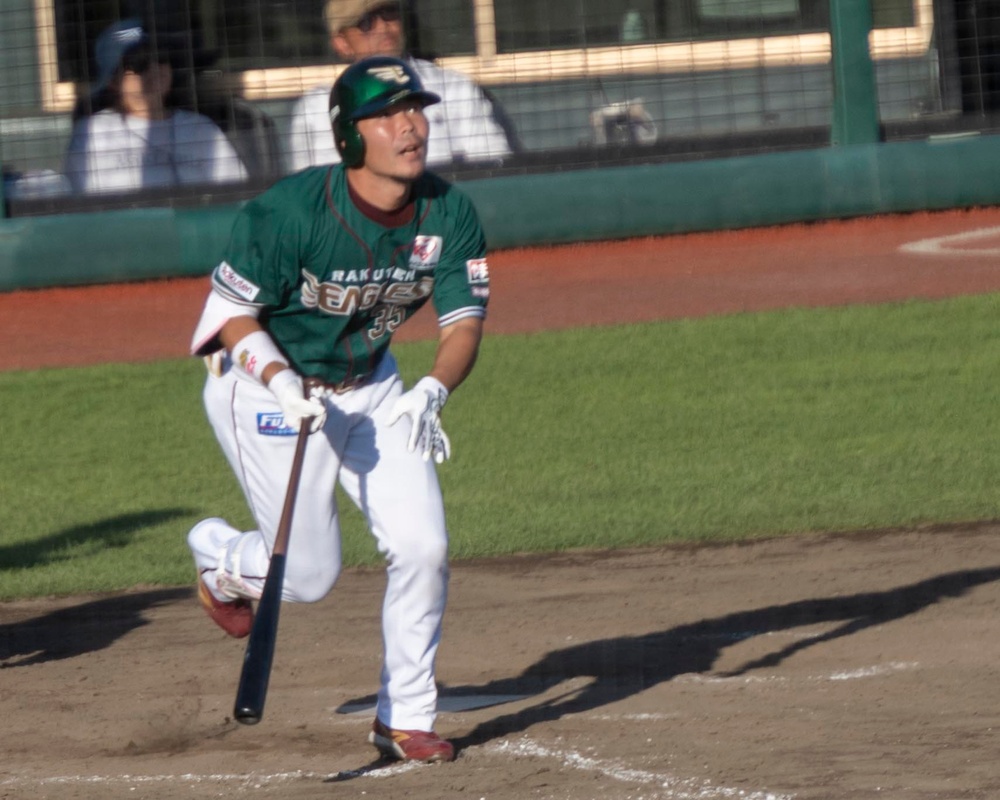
[286,0,512,172]
[187,55,490,764]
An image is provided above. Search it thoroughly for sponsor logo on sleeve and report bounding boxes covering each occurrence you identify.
[466,257,490,284]
[472,286,490,299]
[257,412,298,436]
[216,261,261,302]
[409,236,443,268]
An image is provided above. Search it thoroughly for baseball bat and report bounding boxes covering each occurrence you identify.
[234,417,312,725]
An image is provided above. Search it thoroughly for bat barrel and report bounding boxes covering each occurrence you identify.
[232,553,286,724]
[231,417,310,726]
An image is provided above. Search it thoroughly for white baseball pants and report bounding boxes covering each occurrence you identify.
[192,351,448,731]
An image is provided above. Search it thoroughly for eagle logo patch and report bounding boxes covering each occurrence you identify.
[410,236,443,268]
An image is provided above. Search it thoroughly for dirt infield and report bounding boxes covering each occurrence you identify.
[3,208,1000,799]
[6,207,1000,371]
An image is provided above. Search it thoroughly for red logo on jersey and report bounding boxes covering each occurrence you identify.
[409,236,442,268]
[466,258,489,284]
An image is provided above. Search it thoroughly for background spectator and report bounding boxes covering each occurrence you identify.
[286,0,514,172]
[65,19,248,195]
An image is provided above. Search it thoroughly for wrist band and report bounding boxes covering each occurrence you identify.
[231,330,286,383]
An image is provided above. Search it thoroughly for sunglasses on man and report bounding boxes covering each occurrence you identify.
[355,5,402,33]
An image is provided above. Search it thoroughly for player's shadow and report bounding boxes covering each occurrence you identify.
[0,509,190,571]
[0,508,193,668]
[445,564,1000,753]
[0,586,189,668]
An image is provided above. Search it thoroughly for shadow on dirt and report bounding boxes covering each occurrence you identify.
[443,564,1000,753]
[0,587,190,668]
[0,509,191,571]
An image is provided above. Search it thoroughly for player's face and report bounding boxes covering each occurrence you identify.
[357,99,429,181]
[333,6,405,60]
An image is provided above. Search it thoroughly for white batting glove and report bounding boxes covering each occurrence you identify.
[388,376,451,463]
[267,369,326,433]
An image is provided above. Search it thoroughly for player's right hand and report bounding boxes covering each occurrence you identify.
[267,368,326,433]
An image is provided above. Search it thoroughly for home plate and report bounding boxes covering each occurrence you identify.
[337,694,530,715]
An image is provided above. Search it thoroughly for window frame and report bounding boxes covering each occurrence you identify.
[34,0,934,113]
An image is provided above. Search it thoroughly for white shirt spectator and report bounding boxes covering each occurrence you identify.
[286,57,512,172]
[65,109,248,194]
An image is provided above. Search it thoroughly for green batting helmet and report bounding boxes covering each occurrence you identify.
[328,56,441,167]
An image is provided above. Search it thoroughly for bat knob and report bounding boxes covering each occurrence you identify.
[234,708,262,725]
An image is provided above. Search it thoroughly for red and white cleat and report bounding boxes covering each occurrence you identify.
[196,575,253,638]
[368,718,455,763]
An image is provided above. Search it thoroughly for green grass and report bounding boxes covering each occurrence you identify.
[2,293,998,599]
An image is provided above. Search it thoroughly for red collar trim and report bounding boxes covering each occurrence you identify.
[347,178,416,227]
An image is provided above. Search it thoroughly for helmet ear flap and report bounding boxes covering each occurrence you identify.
[331,107,365,168]
[340,123,365,168]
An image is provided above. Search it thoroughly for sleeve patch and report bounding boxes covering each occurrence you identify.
[215,261,261,302]
[410,235,443,268]
[466,257,490,284]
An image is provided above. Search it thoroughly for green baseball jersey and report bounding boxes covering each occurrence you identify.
[210,165,489,384]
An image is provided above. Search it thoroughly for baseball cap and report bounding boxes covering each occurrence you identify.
[93,19,149,91]
[323,0,399,34]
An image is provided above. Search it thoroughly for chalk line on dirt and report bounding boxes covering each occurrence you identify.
[899,226,1000,256]
[0,762,421,791]
[680,661,918,685]
[489,737,793,800]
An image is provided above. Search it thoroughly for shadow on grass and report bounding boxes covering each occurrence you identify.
[0,586,189,668]
[433,565,1000,754]
[0,508,191,570]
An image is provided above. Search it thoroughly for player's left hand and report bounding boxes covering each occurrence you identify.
[388,376,451,463]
